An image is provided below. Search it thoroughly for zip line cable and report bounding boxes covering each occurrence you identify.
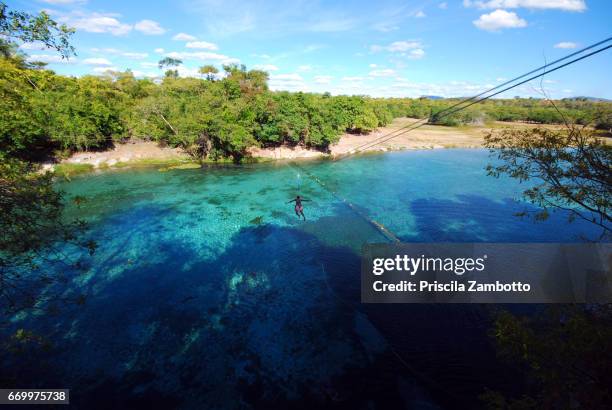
[345,47,612,157]
[345,117,429,155]
[288,161,401,242]
[413,36,612,124]
[345,37,612,155]
[342,41,612,157]
[339,36,612,158]
[289,38,611,242]
[353,43,612,153]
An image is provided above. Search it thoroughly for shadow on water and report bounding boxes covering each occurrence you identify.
[1,206,432,409]
[3,190,593,409]
[1,201,527,410]
[403,194,600,242]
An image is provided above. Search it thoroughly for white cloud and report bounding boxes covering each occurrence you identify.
[26,54,77,64]
[314,75,333,84]
[130,70,160,79]
[297,65,312,72]
[370,41,426,59]
[164,51,238,64]
[414,11,426,18]
[251,53,271,59]
[473,9,527,31]
[439,2,448,9]
[154,48,165,53]
[463,0,586,12]
[369,63,377,68]
[271,73,303,81]
[54,11,132,36]
[176,66,203,78]
[134,20,166,35]
[269,73,308,91]
[90,47,118,53]
[83,57,113,66]
[93,66,118,73]
[184,1,361,38]
[253,64,279,71]
[140,62,158,68]
[387,41,421,52]
[408,48,425,59]
[369,68,396,77]
[554,41,578,49]
[138,63,203,79]
[372,22,399,32]
[172,33,197,41]
[90,48,148,59]
[303,44,326,53]
[185,41,219,50]
[123,52,148,59]
[386,78,498,98]
[19,42,47,51]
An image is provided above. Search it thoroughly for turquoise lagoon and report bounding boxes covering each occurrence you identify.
[5,149,599,409]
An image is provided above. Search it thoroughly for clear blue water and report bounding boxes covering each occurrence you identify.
[4,149,599,409]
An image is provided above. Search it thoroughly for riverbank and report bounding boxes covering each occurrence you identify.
[53,118,566,175]
[252,117,488,159]
[58,140,189,167]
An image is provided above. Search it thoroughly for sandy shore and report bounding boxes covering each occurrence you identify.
[250,117,486,159]
[59,118,549,169]
[61,140,190,169]
[331,117,485,153]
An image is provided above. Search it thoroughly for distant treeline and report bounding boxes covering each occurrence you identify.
[2,56,611,161]
[429,96,612,127]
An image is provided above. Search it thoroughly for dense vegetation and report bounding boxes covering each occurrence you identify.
[482,306,612,409]
[1,56,399,162]
[1,3,92,318]
[429,97,612,128]
[2,46,611,163]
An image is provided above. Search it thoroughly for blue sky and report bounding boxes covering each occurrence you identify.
[9,0,612,98]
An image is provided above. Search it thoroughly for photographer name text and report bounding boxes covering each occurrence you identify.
[371,254,531,293]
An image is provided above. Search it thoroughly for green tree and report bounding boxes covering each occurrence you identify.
[199,64,218,81]
[0,5,93,320]
[0,156,94,315]
[482,306,612,409]
[158,57,182,69]
[0,2,75,59]
[223,64,269,96]
[485,126,611,239]
[158,57,182,78]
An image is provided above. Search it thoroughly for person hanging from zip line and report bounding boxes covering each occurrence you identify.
[287,195,310,220]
